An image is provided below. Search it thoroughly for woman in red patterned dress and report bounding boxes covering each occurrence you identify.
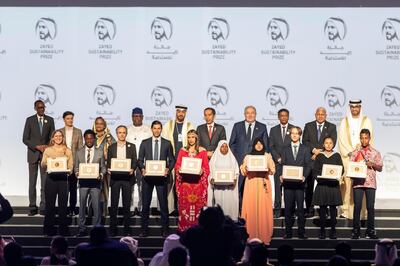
[175,129,210,233]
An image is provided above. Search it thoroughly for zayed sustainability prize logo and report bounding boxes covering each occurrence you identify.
[262,18,295,60]
[376,18,400,60]
[147,17,178,60]
[320,17,351,61]
[88,17,122,59]
[30,17,64,59]
[145,86,174,124]
[377,85,400,127]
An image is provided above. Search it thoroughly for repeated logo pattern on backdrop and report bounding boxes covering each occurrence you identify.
[0,7,398,206]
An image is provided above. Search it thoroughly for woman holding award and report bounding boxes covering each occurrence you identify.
[207,140,239,220]
[175,129,210,233]
[41,130,73,236]
[312,136,343,239]
[240,138,275,244]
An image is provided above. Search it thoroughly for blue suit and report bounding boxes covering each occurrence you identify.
[229,120,269,212]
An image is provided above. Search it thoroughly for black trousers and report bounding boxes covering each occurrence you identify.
[319,205,337,229]
[43,174,68,234]
[68,173,77,211]
[141,178,169,229]
[109,179,132,230]
[273,164,283,210]
[284,187,306,235]
[353,187,375,231]
[305,162,315,210]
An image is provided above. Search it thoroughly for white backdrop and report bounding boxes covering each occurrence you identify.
[0,7,399,208]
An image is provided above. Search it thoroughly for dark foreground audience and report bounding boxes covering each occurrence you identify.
[75,225,138,266]
[40,236,76,265]
[168,247,188,266]
[277,244,295,266]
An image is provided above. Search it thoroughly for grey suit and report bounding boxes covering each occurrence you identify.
[196,123,227,155]
[22,114,55,211]
[75,146,106,232]
[269,123,294,211]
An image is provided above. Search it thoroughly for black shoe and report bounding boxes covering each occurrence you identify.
[139,230,149,237]
[283,234,292,239]
[305,208,315,218]
[133,207,141,217]
[329,228,337,239]
[273,209,281,218]
[351,229,360,239]
[130,211,135,217]
[76,230,88,237]
[319,229,326,239]
[298,234,308,240]
[28,209,38,216]
[170,210,179,217]
[365,230,378,239]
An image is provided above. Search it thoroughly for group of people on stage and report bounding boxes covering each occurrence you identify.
[22,98,383,242]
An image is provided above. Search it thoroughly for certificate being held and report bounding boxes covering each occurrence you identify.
[47,157,69,173]
[347,161,367,179]
[214,170,235,185]
[282,165,303,182]
[78,163,100,179]
[145,160,166,176]
[317,164,343,181]
[180,157,202,175]
[247,155,268,172]
[110,158,132,173]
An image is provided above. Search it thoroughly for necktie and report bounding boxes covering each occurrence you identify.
[293,145,298,160]
[282,126,286,142]
[246,123,252,142]
[87,148,91,163]
[39,117,43,135]
[317,124,322,141]
[154,139,159,160]
[208,125,213,140]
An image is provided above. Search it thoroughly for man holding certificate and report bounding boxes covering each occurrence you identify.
[138,120,175,237]
[280,126,311,239]
[350,129,382,240]
[107,125,137,237]
[75,129,106,237]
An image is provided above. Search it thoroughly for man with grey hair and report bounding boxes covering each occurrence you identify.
[229,105,269,214]
[302,107,337,217]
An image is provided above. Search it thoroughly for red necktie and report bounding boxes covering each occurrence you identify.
[208,125,213,140]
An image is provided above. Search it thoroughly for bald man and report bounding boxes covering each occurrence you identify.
[302,107,337,217]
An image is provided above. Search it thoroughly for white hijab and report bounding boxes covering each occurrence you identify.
[149,234,189,266]
[209,140,239,180]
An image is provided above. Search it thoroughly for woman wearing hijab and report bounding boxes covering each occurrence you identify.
[240,138,275,244]
[207,140,239,220]
[175,129,210,233]
[92,117,116,217]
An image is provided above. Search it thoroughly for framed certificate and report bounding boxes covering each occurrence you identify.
[214,170,235,185]
[47,157,68,173]
[110,158,131,173]
[317,164,343,180]
[347,161,367,179]
[282,165,303,182]
[180,157,202,175]
[78,163,99,179]
[145,160,166,176]
[247,155,268,172]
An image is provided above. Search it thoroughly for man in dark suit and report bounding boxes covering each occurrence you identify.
[22,100,55,216]
[75,129,106,237]
[269,108,294,218]
[197,107,226,159]
[280,126,311,239]
[59,111,83,216]
[302,107,337,217]
[107,125,137,236]
[229,105,269,213]
[138,120,175,237]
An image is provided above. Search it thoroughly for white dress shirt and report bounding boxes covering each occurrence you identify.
[84,147,94,163]
[126,124,152,154]
[117,142,127,159]
[65,127,73,149]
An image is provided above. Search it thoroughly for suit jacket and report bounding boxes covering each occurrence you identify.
[269,123,294,163]
[138,137,175,171]
[302,120,337,153]
[75,146,106,188]
[59,126,83,159]
[22,114,55,163]
[281,143,311,188]
[106,142,137,182]
[229,120,269,165]
[196,123,227,152]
